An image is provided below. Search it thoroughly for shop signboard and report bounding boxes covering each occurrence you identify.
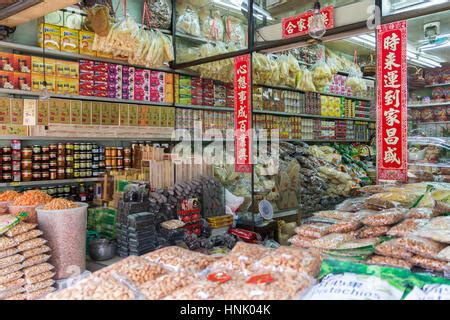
[281,6,334,39]
[234,54,252,173]
[376,21,408,181]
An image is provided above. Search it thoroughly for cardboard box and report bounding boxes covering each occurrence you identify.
[70,100,82,124]
[10,98,24,124]
[13,72,31,91]
[101,102,112,125]
[150,106,161,127]
[12,54,31,73]
[31,56,44,74]
[0,124,28,136]
[119,103,129,126]
[60,27,79,53]
[0,97,11,124]
[56,77,78,95]
[139,105,150,126]
[91,101,102,125]
[38,23,61,51]
[31,74,55,92]
[81,101,92,124]
[0,52,13,71]
[44,59,56,76]
[128,104,138,126]
[37,100,49,125]
[0,71,14,89]
[79,31,96,56]
[110,103,119,125]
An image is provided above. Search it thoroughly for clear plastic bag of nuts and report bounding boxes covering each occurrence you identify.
[21,254,51,268]
[375,239,413,260]
[0,253,24,269]
[295,223,331,239]
[396,236,447,259]
[96,256,167,287]
[0,270,23,285]
[13,229,43,244]
[137,271,199,300]
[4,223,37,238]
[327,220,362,234]
[367,255,412,269]
[387,219,429,237]
[357,226,390,238]
[361,208,407,226]
[410,255,450,272]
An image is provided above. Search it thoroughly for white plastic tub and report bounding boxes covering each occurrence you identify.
[36,203,88,280]
[7,204,38,223]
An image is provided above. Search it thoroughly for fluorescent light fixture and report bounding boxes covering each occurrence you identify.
[421,40,450,51]
[212,0,273,21]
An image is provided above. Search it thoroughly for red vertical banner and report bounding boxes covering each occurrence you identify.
[376,21,408,182]
[234,54,252,173]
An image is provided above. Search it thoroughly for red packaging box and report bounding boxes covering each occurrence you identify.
[93,73,108,82]
[79,80,94,90]
[79,59,94,71]
[93,62,108,73]
[13,54,31,73]
[79,89,94,96]
[79,70,94,81]
[0,71,14,89]
[94,91,107,97]
[93,81,107,91]
[13,72,31,91]
[0,52,13,71]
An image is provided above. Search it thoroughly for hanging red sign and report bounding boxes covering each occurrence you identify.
[234,54,252,173]
[376,21,408,182]
[281,6,334,39]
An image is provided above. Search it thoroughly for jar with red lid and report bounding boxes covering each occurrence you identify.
[41,171,50,180]
[11,150,21,161]
[12,161,21,171]
[2,163,12,171]
[2,172,12,181]
[41,153,50,162]
[2,154,12,162]
[21,170,32,181]
[10,139,21,150]
[32,162,41,171]
[21,148,32,159]
[32,171,41,180]
[21,160,32,170]
[41,162,49,170]
[2,146,11,154]
[33,154,42,162]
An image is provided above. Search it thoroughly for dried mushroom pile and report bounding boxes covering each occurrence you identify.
[0,217,55,300]
[289,182,450,274]
[46,243,321,300]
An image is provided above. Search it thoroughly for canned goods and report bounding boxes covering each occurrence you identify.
[49,144,57,151]
[12,171,21,182]
[74,170,80,178]
[74,162,80,169]
[117,158,123,167]
[92,163,99,169]
[93,155,99,162]
[86,169,92,177]
[86,143,92,151]
[105,159,112,167]
[124,157,131,167]
[64,185,71,193]
[85,153,92,160]
[79,170,86,178]
[32,162,41,171]
[12,161,21,171]
[2,154,12,162]
[57,168,65,180]
[42,146,50,153]
[2,172,12,181]
[57,185,65,194]
[49,152,57,159]
[117,147,124,157]
[47,186,56,195]
[49,160,57,168]
[74,153,81,160]
[2,146,11,154]
[2,163,12,171]
[111,148,117,157]
[32,154,42,162]
[124,148,132,157]
[41,162,50,170]
[41,153,50,162]
[32,171,41,180]
[49,169,57,180]
[80,143,87,151]
[57,143,65,153]
[12,150,21,161]
[41,171,50,180]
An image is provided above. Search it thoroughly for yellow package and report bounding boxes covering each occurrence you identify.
[96,51,113,59]
[56,60,70,78]
[60,27,79,53]
[44,58,56,76]
[79,31,96,56]
[38,23,60,51]
[31,56,44,74]
[31,74,55,92]
[68,61,79,79]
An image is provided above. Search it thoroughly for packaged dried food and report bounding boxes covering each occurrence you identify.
[1,214,25,237]
[5,293,26,300]
[367,255,412,269]
[137,272,199,300]
[295,223,331,239]
[437,247,450,262]
[303,273,404,300]
[0,190,20,202]
[176,6,201,37]
[288,235,315,248]
[387,219,429,237]
[13,229,43,244]
[357,226,390,238]
[23,262,54,278]
[414,216,450,244]
[336,237,380,250]
[22,245,51,259]
[24,279,54,293]
[312,210,354,221]
[396,236,446,259]
[42,198,79,210]
[160,219,185,230]
[0,277,25,291]
[410,255,449,272]
[312,233,356,250]
[361,208,406,226]
[164,281,225,300]
[406,208,434,219]
[26,286,55,300]
[359,184,393,194]
[0,286,25,300]
[327,220,362,234]
[375,239,413,260]
[0,247,18,259]
[17,238,47,252]
[311,61,333,92]
[0,263,22,276]
[0,270,23,285]
[147,0,172,30]
[97,256,166,286]
[45,274,139,300]
[5,222,37,237]
[254,246,322,277]
[0,253,24,268]
[12,190,52,206]
[335,197,368,212]
[25,270,54,285]
[21,254,51,268]
[221,272,314,300]
[296,67,316,91]
[405,284,450,300]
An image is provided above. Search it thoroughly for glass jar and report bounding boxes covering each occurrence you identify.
[12,171,21,182]
[41,153,50,162]
[12,150,21,161]
[2,172,12,182]
[116,147,124,157]
[41,162,50,170]
[21,159,32,170]
[65,143,74,155]
[21,170,32,181]
[12,161,21,171]
[74,170,80,178]
[32,171,42,180]
[49,152,57,159]
[57,143,65,154]
[80,143,87,152]
[2,163,12,171]
[57,185,65,194]
[49,160,57,168]
[57,155,65,167]
[49,144,57,152]
[41,171,50,180]
[32,145,41,154]
[32,154,42,162]
[2,154,12,162]
[42,146,50,153]
[65,167,74,179]
[49,169,57,180]
[124,147,132,157]
[21,148,32,159]
[57,168,65,180]
[10,139,21,150]
[32,162,41,171]
[2,146,11,154]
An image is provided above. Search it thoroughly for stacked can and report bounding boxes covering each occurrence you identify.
[1,146,12,182]
[91,144,106,177]
[56,143,66,180]
[74,143,92,179]
[49,143,58,180]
